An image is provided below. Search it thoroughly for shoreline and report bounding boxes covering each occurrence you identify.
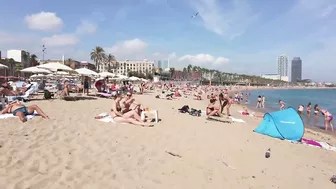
[232,87,336,139]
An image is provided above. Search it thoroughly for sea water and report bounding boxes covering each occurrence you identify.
[246,89,336,130]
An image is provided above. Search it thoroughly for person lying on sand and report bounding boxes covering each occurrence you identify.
[206,98,221,117]
[121,92,141,114]
[96,93,152,127]
[240,106,264,118]
[0,100,49,122]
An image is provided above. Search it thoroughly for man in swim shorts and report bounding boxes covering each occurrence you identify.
[0,100,49,122]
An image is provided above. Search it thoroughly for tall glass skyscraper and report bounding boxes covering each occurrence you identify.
[291,57,302,82]
[277,55,288,77]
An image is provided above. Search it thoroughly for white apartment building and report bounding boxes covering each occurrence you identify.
[261,74,289,82]
[7,49,30,67]
[104,59,155,75]
[277,55,288,77]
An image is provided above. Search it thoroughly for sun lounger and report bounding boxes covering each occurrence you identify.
[6,83,39,102]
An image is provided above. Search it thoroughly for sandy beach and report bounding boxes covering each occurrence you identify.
[0,93,335,189]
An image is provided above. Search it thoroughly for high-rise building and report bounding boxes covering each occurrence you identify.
[277,55,288,78]
[156,60,170,71]
[291,57,302,82]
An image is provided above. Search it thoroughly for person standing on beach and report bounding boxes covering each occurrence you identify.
[279,100,285,110]
[307,102,312,117]
[314,104,320,118]
[256,95,262,108]
[262,96,265,108]
[320,109,334,131]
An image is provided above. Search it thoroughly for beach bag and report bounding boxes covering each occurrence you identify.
[44,90,52,99]
[178,105,189,113]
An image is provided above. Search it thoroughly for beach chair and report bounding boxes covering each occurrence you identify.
[6,83,39,102]
[94,80,113,98]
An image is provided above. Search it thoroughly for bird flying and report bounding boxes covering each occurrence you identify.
[191,12,199,18]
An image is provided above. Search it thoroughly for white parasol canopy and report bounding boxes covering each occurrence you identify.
[38,62,73,72]
[30,74,45,78]
[99,72,115,77]
[21,66,52,74]
[55,71,69,75]
[129,76,140,81]
[75,68,98,76]
[0,63,8,69]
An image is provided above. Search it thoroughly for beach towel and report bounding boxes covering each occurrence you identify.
[0,111,37,120]
[96,113,116,123]
[229,117,246,123]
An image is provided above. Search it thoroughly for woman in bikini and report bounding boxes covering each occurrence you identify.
[314,104,320,118]
[206,98,221,117]
[0,100,49,122]
[256,95,262,108]
[121,92,141,115]
[279,100,285,110]
[95,93,152,127]
[307,102,312,117]
[320,109,334,131]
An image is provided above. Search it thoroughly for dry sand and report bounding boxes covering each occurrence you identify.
[0,93,335,189]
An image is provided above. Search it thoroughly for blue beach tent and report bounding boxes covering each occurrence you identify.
[254,107,304,141]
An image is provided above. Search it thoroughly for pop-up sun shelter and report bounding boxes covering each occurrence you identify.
[254,107,304,141]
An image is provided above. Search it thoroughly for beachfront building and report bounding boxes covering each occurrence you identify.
[291,57,302,82]
[260,74,289,82]
[156,60,170,72]
[110,59,155,76]
[7,49,30,67]
[80,61,96,70]
[277,55,288,79]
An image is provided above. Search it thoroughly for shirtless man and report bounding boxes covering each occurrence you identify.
[121,92,141,114]
[0,100,49,122]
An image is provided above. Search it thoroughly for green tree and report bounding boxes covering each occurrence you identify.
[90,46,105,72]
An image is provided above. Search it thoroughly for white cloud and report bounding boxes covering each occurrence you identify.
[190,0,259,39]
[42,34,78,47]
[178,53,229,66]
[105,38,148,58]
[24,12,63,31]
[76,20,97,34]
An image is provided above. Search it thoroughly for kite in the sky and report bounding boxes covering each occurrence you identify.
[191,12,199,18]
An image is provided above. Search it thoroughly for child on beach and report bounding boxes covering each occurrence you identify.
[279,100,285,110]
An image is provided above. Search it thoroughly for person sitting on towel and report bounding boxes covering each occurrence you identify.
[206,98,221,117]
[0,100,49,122]
[121,92,141,115]
[95,92,152,127]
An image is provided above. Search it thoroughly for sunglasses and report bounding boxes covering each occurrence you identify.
[126,94,132,96]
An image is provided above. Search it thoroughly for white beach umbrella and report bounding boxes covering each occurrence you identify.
[30,74,45,78]
[141,78,148,82]
[75,68,98,76]
[0,63,8,69]
[55,71,69,75]
[37,62,73,72]
[129,76,140,81]
[99,72,115,77]
[116,74,128,79]
[21,66,52,74]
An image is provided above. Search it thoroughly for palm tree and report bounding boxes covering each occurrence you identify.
[169,67,175,79]
[90,46,105,72]
[105,54,118,73]
[30,54,38,66]
[15,62,23,76]
[22,51,29,67]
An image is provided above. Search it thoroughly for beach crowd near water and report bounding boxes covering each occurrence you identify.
[0,78,336,189]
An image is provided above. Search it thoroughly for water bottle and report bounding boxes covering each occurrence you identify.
[265,148,271,158]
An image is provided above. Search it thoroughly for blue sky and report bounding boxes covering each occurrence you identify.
[0,0,336,82]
